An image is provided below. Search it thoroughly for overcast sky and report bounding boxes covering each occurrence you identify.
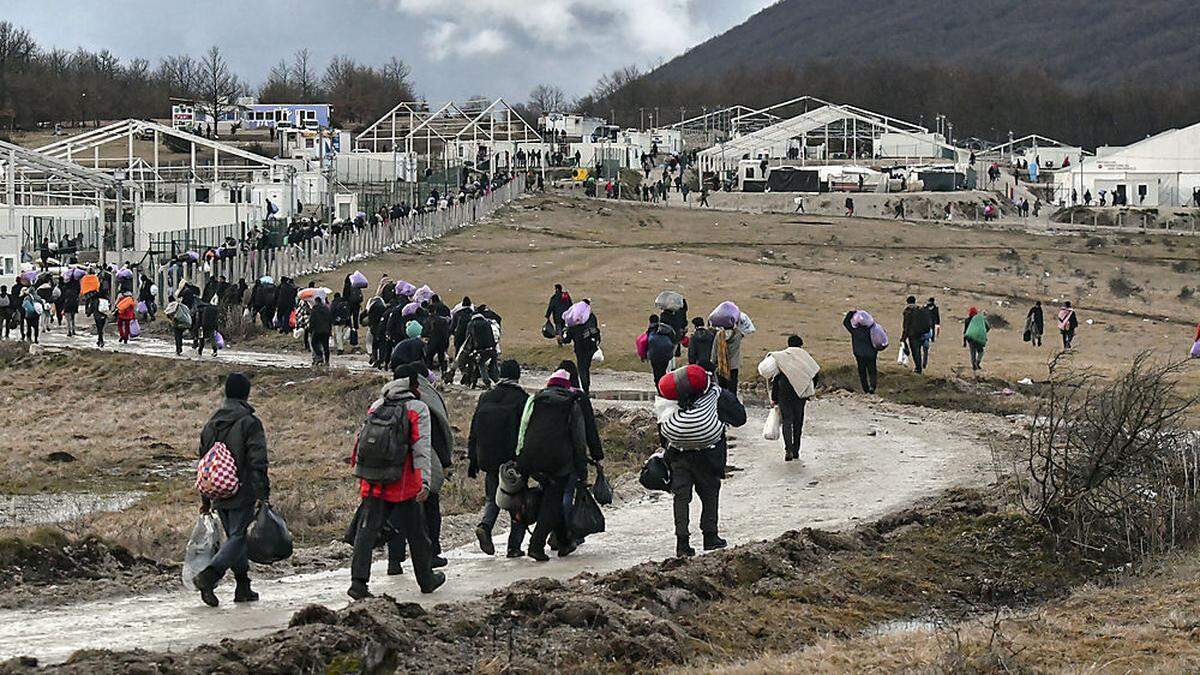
[7,0,774,103]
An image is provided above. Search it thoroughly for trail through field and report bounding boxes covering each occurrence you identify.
[0,364,995,664]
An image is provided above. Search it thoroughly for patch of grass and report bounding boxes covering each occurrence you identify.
[1108,274,1142,298]
[818,365,1036,416]
[987,312,1011,330]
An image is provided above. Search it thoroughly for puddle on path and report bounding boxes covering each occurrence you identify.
[0,491,146,528]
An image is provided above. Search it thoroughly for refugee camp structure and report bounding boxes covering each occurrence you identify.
[983,134,1084,171]
[1055,120,1200,207]
[697,97,961,178]
[0,139,125,280]
[668,105,782,149]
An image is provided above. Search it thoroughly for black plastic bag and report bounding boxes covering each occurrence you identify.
[350,328,360,346]
[342,502,400,549]
[247,504,294,564]
[639,452,672,492]
[541,320,557,339]
[570,483,605,536]
[513,486,543,527]
[592,465,613,505]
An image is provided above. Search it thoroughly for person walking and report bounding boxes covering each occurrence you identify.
[516,369,589,562]
[544,284,572,343]
[657,365,747,557]
[20,289,41,343]
[165,295,192,355]
[347,363,445,599]
[687,317,716,371]
[330,292,353,356]
[468,360,529,557]
[711,322,747,398]
[1058,301,1078,349]
[1025,300,1044,347]
[901,296,932,374]
[86,293,108,347]
[922,297,941,367]
[963,307,989,371]
[195,300,219,357]
[644,315,677,384]
[759,336,821,462]
[192,373,270,607]
[62,278,80,337]
[115,292,136,344]
[308,296,333,367]
[563,299,600,394]
[843,310,880,393]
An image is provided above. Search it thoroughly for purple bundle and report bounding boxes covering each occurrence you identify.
[707,301,740,329]
[402,301,421,317]
[395,280,416,297]
[413,285,434,304]
[349,271,369,289]
[562,301,592,327]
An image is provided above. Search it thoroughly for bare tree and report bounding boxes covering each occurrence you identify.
[259,60,298,102]
[591,65,642,100]
[196,46,241,137]
[156,54,198,98]
[291,48,319,102]
[527,83,567,117]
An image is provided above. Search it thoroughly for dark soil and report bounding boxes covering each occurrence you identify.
[4,488,1100,674]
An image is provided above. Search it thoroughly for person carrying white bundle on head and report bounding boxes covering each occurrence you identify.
[759,335,821,462]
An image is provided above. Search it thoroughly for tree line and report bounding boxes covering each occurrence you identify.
[575,60,1200,150]
[0,21,415,132]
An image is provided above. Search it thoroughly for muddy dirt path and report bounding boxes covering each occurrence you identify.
[0,378,995,664]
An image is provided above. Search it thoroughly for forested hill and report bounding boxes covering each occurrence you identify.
[649,0,1200,88]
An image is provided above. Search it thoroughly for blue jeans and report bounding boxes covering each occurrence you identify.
[210,506,253,580]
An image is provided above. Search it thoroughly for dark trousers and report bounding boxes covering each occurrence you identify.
[529,474,574,553]
[968,341,985,370]
[94,316,106,346]
[196,327,216,356]
[371,329,388,366]
[855,354,878,393]
[651,358,670,386]
[425,342,448,372]
[779,398,807,456]
[669,450,720,539]
[258,310,273,329]
[390,491,442,558]
[351,497,435,589]
[209,505,253,581]
[574,343,594,393]
[172,327,185,354]
[480,470,527,552]
[24,316,39,342]
[311,332,330,365]
[905,336,924,373]
[1061,329,1074,349]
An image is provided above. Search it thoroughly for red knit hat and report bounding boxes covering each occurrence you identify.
[657,365,709,400]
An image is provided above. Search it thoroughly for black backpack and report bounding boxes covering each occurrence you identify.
[355,400,411,482]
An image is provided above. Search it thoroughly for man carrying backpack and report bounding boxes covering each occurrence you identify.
[193,373,270,607]
[544,284,571,344]
[516,369,589,562]
[348,362,445,599]
[657,365,746,557]
[468,360,529,557]
[164,295,192,356]
[466,310,500,387]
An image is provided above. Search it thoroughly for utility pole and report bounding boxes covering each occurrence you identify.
[186,175,193,250]
[114,170,126,265]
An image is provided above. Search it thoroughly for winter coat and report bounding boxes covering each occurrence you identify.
[646,323,677,363]
[902,304,932,339]
[252,283,276,313]
[308,301,332,336]
[545,291,572,321]
[659,305,688,342]
[331,297,352,326]
[353,380,431,503]
[1026,305,1044,334]
[688,327,716,369]
[468,314,497,350]
[564,314,601,354]
[467,382,529,474]
[197,399,270,509]
[416,375,453,493]
[275,281,297,316]
[425,314,450,351]
[843,311,879,358]
[516,385,587,478]
[450,305,473,347]
[389,337,426,371]
[197,302,219,330]
[925,302,941,329]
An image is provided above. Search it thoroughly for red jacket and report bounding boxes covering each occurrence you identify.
[351,406,425,503]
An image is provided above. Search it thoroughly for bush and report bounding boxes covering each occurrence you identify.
[1108,275,1141,298]
[1013,353,1200,563]
[987,313,1010,330]
[1180,287,1195,302]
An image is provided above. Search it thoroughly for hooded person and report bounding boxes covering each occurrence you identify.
[901,295,932,374]
[386,364,454,570]
[759,335,821,462]
[644,315,678,384]
[362,293,391,368]
[687,317,716,371]
[1058,301,1079,349]
[389,320,428,374]
[562,299,601,393]
[468,359,530,557]
[842,310,880,394]
[657,365,747,557]
[193,373,270,607]
[347,362,446,599]
[274,277,298,332]
[1025,300,1045,347]
[424,306,452,375]
[515,369,589,562]
[544,284,572,340]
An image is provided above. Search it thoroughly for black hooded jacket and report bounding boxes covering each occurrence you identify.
[197,399,269,509]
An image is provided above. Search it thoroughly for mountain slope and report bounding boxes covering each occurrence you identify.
[651,0,1200,87]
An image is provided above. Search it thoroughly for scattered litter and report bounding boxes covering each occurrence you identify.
[1017,377,1034,386]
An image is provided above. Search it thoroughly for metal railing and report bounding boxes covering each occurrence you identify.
[151,174,526,307]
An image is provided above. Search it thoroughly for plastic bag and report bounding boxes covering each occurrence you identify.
[870,322,889,349]
[654,290,685,312]
[413,285,434,304]
[246,504,294,564]
[757,354,780,380]
[129,319,141,338]
[182,513,223,590]
[593,347,605,363]
[342,502,400,549]
[639,451,672,492]
[592,465,613,505]
[635,332,649,360]
[897,341,909,366]
[214,332,226,350]
[395,280,416,298]
[541,320,556,339]
[401,301,420,317]
[135,301,147,315]
[349,328,359,346]
[569,483,606,537]
[851,310,875,328]
[1191,340,1200,359]
[708,301,740,329]
[562,301,592,327]
[737,312,756,335]
[349,271,369,289]
[763,407,782,441]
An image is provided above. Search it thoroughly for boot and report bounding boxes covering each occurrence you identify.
[557,538,578,558]
[420,571,446,594]
[347,580,372,600]
[476,525,495,556]
[234,576,259,603]
[676,536,696,558]
[387,560,404,576]
[703,534,728,551]
[528,546,550,562]
[430,555,448,569]
[194,566,220,607]
[506,549,525,559]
